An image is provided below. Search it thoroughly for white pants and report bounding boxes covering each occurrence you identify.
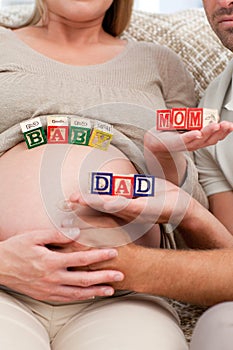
[0,290,188,350]
[190,302,233,350]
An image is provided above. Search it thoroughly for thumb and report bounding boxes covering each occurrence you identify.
[30,229,80,245]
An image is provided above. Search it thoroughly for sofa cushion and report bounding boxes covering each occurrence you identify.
[124,9,233,101]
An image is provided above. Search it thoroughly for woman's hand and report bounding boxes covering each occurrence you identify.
[144,121,233,185]
[145,121,233,153]
[0,230,124,302]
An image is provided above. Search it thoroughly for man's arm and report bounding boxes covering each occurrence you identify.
[90,244,233,306]
[71,180,233,249]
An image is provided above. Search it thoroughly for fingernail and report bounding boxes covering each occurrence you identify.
[108,250,118,258]
[114,273,124,282]
[104,288,114,296]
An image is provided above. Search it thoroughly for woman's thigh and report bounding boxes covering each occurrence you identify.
[52,293,188,350]
[190,302,233,350]
[0,290,50,350]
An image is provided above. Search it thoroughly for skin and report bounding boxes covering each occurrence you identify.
[144,121,233,185]
[69,191,233,306]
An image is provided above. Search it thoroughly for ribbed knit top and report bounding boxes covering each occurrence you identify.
[0,26,196,172]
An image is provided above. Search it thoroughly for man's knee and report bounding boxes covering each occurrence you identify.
[190,302,233,350]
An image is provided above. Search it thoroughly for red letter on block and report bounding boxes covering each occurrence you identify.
[156,110,172,130]
[171,108,187,129]
[187,108,203,130]
[112,175,134,198]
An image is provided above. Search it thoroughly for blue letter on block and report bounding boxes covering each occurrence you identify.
[91,172,113,195]
[133,175,155,197]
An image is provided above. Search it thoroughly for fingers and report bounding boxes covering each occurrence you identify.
[45,285,116,302]
[28,229,80,245]
[58,248,119,269]
[60,269,124,288]
[183,121,233,151]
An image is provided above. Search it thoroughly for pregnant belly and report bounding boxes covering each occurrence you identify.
[0,142,160,248]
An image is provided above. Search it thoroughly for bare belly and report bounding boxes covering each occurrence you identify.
[0,142,160,248]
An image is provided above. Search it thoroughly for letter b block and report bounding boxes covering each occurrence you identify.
[69,118,91,145]
[20,117,47,149]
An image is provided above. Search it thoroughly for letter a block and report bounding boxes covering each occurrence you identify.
[69,117,91,145]
[133,175,155,197]
[88,120,113,151]
[90,172,113,195]
[112,175,134,198]
[20,117,47,149]
[47,116,69,144]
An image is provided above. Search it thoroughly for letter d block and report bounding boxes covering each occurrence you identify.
[69,118,91,145]
[20,117,47,149]
[133,175,155,197]
[90,172,113,195]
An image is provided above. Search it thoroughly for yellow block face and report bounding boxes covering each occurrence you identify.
[88,129,113,151]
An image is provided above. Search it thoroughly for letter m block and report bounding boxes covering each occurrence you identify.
[156,109,172,130]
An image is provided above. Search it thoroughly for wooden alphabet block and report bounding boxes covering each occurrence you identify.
[69,117,91,145]
[112,175,134,198]
[171,108,187,129]
[187,108,203,130]
[156,109,172,130]
[133,174,155,197]
[157,108,220,131]
[89,172,155,198]
[20,117,47,149]
[202,108,219,127]
[90,172,113,195]
[88,120,113,150]
[47,116,69,144]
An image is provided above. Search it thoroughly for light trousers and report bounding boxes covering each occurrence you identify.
[0,289,188,350]
[190,302,233,350]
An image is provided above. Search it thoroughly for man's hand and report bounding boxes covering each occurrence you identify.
[70,179,191,227]
[0,230,124,302]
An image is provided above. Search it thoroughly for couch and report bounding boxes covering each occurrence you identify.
[0,4,232,344]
